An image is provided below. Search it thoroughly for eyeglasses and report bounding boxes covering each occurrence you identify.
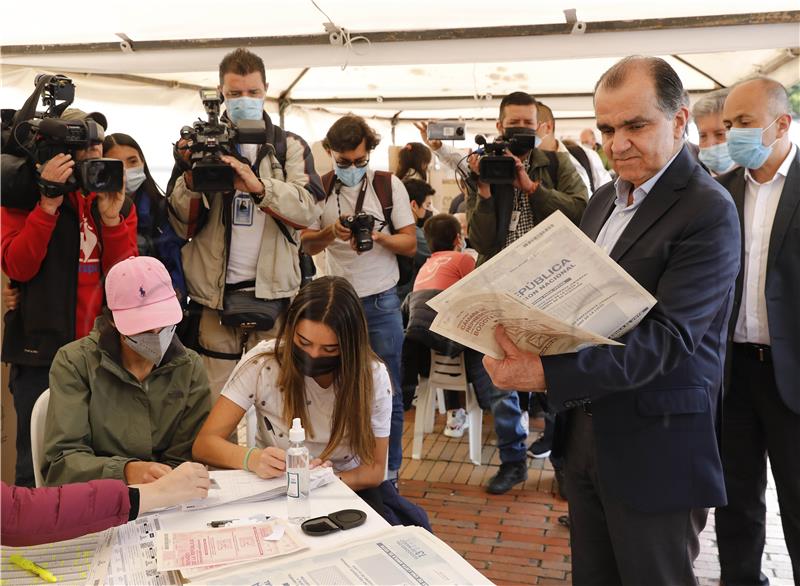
[334,157,370,169]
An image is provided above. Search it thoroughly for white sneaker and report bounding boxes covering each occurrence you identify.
[443,408,468,438]
[520,411,529,432]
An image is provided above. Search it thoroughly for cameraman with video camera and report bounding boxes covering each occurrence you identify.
[167,48,324,398]
[1,100,137,487]
[460,91,587,494]
[300,114,417,485]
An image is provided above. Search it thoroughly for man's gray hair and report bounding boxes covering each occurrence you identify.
[595,56,685,117]
[691,88,731,120]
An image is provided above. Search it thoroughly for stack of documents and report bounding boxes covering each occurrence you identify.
[429,211,657,358]
[182,466,335,511]
[156,522,307,574]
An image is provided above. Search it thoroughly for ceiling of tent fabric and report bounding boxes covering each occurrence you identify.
[1,0,798,45]
[1,1,798,123]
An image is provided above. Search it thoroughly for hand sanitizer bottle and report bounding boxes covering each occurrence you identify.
[286,417,310,522]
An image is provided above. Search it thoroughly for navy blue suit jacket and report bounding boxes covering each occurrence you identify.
[541,146,741,513]
[717,148,800,414]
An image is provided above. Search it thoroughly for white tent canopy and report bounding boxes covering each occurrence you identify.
[2,0,799,184]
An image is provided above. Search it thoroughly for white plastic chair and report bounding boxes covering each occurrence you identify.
[412,351,483,466]
[30,388,51,488]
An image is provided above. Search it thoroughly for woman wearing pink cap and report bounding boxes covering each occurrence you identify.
[42,256,211,486]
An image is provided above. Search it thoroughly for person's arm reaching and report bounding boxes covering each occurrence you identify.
[1,463,209,547]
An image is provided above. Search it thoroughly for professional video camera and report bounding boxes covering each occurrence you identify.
[176,88,268,193]
[340,211,376,252]
[474,127,539,184]
[1,74,123,207]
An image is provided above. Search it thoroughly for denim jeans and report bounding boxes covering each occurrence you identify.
[361,287,405,472]
[463,349,527,464]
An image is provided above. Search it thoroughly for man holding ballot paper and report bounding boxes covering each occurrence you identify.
[434,56,741,584]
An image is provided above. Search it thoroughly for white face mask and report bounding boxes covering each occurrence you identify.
[124,166,147,195]
[122,324,176,365]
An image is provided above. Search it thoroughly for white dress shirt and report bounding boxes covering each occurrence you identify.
[595,148,682,254]
[733,143,797,345]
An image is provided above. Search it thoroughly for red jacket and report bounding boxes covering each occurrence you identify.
[1,194,137,341]
[1,480,131,546]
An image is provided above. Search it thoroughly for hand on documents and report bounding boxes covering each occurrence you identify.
[483,325,546,391]
[428,211,657,359]
[134,462,211,513]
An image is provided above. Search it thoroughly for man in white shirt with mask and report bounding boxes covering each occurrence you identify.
[715,75,800,586]
[301,114,417,485]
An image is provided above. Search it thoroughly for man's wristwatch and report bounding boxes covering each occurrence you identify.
[249,188,265,204]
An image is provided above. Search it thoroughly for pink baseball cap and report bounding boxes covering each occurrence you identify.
[105,257,183,336]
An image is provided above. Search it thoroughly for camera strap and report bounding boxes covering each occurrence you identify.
[334,176,371,219]
[37,175,69,197]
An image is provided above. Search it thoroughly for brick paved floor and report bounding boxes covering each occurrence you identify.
[399,409,793,585]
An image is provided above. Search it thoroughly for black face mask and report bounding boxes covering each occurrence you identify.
[292,344,341,377]
[416,209,433,228]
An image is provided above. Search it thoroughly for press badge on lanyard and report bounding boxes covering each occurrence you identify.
[233,193,254,226]
[509,210,521,232]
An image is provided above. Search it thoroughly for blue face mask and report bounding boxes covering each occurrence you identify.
[726,118,779,170]
[124,166,147,195]
[226,97,264,123]
[335,164,368,187]
[698,143,734,175]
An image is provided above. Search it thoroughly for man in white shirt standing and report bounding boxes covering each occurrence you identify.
[715,76,800,586]
[301,115,417,483]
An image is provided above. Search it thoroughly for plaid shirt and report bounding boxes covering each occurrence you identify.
[504,152,536,247]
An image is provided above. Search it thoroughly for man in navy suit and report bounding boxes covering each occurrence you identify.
[715,76,800,586]
[484,56,741,584]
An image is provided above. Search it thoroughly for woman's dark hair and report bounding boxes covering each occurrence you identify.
[423,213,462,253]
[323,115,381,153]
[102,133,163,198]
[273,276,379,463]
[396,142,432,181]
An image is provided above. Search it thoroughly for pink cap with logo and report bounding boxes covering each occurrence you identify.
[105,256,183,336]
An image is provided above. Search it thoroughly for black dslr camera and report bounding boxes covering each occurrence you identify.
[475,127,540,184]
[176,88,268,193]
[2,74,123,206]
[340,212,376,252]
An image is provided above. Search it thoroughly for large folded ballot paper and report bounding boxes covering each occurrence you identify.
[429,210,657,358]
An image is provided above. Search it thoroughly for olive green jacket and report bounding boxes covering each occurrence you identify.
[465,149,588,265]
[43,315,211,486]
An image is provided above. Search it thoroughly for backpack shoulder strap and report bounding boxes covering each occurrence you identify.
[321,170,337,198]
[565,145,595,192]
[372,170,395,233]
[544,151,560,188]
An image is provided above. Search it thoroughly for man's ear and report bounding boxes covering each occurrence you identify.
[217,85,224,103]
[496,120,504,136]
[673,106,689,140]
[776,113,792,138]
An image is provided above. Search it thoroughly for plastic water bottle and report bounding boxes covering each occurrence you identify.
[286,417,310,522]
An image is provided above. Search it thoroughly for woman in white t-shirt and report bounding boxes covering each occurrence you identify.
[192,277,392,505]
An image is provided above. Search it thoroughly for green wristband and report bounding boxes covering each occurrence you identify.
[243,447,257,472]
